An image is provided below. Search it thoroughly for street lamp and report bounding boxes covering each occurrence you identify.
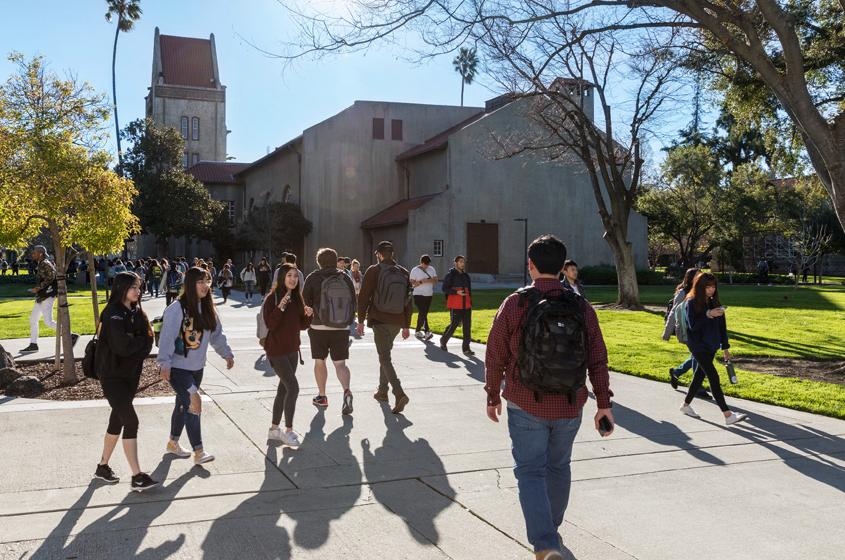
[514,218,528,287]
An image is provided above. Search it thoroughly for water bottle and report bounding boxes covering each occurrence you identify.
[726,360,738,384]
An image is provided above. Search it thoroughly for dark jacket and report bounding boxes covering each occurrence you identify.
[357,260,412,328]
[303,267,357,327]
[685,299,730,355]
[263,292,311,356]
[96,302,154,380]
[561,278,587,299]
[441,267,472,309]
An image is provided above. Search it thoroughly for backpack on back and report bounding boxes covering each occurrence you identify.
[318,273,355,328]
[516,287,588,403]
[374,263,409,315]
[673,299,690,343]
[256,292,278,347]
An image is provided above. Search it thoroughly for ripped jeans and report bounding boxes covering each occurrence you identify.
[169,368,204,450]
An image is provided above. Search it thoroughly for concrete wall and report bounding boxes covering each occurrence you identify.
[149,90,226,162]
[405,98,649,276]
[242,144,302,213]
[405,193,452,275]
[407,150,447,197]
[300,101,481,265]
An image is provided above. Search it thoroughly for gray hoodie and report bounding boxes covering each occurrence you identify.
[662,288,687,340]
[157,300,233,371]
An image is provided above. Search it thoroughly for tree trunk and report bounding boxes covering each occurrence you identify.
[112,23,123,172]
[460,79,465,107]
[87,252,101,329]
[606,227,642,309]
[49,228,76,383]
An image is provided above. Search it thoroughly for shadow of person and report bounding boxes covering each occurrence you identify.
[200,445,292,560]
[422,343,485,381]
[361,406,457,546]
[611,402,726,466]
[29,456,208,560]
[254,353,274,377]
[281,411,363,550]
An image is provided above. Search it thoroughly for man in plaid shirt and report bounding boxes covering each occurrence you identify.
[485,235,614,560]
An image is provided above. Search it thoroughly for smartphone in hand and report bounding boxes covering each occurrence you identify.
[599,416,613,436]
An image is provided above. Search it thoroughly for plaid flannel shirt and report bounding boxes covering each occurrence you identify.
[484,278,613,420]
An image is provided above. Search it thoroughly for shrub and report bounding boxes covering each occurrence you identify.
[579,266,675,286]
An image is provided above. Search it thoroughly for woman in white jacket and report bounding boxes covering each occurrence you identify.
[240,262,257,302]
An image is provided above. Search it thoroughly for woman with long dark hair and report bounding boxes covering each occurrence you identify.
[219,263,234,303]
[663,268,710,399]
[680,272,748,425]
[263,264,313,446]
[257,257,272,296]
[93,272,158,491]
[240,262,257,302]
[157,267,235,465]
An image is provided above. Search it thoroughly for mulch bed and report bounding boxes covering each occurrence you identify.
[2,358,173,400]
[732,357,845,386]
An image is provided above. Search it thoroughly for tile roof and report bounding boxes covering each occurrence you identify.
[361,194,441,229]
[187,161,249,184]
[159,35,216,88]
[395,111,486,161]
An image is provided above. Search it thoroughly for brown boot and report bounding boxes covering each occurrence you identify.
[392,394,410,414]
[535,551,564,560]
[373,390,389,402]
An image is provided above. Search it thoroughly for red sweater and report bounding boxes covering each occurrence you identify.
[262,296,310,356]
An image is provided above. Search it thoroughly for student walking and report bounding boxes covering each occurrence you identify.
[257,257,272,296]
[440,255,474,356]
[485,235,614,559]
[157,267,236,465]
[663,268,711,400]
[680,272,748,425]
[263,263,313,447]
[241,263,257,302]
[303,248,357,414]
[219,264,234,303]
[149,259,162,298]
[560,259,586,299]
[357,241,412,414]
[165,265,184,306]
[273,252,306,291]
[409,255,438,340]
[93,272,159,492]
[21,245,78,353]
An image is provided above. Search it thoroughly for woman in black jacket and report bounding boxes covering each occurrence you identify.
[93,272,159,492]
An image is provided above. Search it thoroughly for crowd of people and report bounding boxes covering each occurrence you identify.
[16,233,749,560]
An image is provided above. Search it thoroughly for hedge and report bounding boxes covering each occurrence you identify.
[579,266,675,286]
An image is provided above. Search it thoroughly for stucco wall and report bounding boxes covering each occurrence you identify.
[406,150,448,197]
[241,144,302,213]
[149,92,226,162]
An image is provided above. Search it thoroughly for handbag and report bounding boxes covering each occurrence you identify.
[82,322,102,379]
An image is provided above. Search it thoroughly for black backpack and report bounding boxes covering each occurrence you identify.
[516,287,588,403]
[374,263,409,314]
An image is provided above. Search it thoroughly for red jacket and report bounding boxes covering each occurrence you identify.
[262,295,310,356]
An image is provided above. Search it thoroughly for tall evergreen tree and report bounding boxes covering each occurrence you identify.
[105,0,142,171]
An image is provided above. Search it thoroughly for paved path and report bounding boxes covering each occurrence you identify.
[1,291,844,559]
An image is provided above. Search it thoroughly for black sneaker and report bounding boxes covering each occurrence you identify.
[463,348,475,357]
[439,341,448,351]
[20,343,38,353]
[94,464,119,484]
[70,333,80,347]
[312,395,329,408]
[130,472,159,492]
[342,390,353,415]
[697,389,713,400]
[669,368,679,389]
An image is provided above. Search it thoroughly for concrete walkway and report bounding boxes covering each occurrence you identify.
[1,290,844,559]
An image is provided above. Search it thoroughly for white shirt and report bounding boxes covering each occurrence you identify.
[410,265,437,296]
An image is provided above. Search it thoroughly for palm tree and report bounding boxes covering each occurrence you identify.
[105,0,142,171]
[452,47,478,107]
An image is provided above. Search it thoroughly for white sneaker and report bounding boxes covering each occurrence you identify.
[414,331,425,340]
[268,427,284,442]
[194,451,215,465]
[725,412,748,425]
[680,404,700,419]
[282,431,301,448]
[166,440,192,458]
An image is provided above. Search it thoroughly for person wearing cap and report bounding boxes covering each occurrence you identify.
[357,241,413,414]
[22,245,79,353]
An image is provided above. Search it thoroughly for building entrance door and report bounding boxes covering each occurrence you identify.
[466,223,499,275]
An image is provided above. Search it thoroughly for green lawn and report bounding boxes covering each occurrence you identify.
[0,296,106,339]
[417,285,845,419]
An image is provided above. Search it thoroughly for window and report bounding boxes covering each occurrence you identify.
[372,118,384,140]
[192,153,200,165]
[182,150,189,169]
[191,117,200,141]
[433,240,444,257]
[391,119,403,141]
[180,116,189,140]
[225,200,236,225]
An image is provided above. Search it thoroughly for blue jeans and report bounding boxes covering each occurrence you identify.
[169,368,204,450]
[676,354,697,375]
[508,406,582,553]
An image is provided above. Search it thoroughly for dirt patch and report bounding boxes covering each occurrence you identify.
[732,357,845,385]
[1,358,172,400]
[593,303,666,315]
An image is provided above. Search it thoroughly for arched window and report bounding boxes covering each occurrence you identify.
[191,117,200,141]
[180,116,189,140]
[282,185,292,203]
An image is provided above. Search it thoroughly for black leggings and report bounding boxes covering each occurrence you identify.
[686,351,730,412]
[101,377,140,439]
[269,353,299,428]
[414,295,432,332]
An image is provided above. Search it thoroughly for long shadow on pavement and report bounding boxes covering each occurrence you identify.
[421,341,485,382]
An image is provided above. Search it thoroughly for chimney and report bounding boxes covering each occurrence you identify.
[485,93,518,113]
[550,77,594,121]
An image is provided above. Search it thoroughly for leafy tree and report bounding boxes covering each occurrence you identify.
[105,0,142,170]
[238,202,312,263]
[120,118,219,254]
[452,47,478,107]
[0,54,137,382]
[203,201,237,261]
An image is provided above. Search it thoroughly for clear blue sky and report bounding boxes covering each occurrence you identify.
[1,0,693,165]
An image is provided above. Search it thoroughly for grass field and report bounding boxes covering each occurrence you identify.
[418,284,845,419]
